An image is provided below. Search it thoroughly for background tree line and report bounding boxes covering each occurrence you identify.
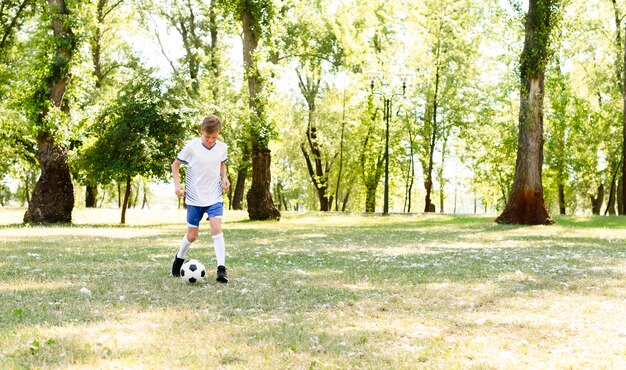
[1,0,625,223]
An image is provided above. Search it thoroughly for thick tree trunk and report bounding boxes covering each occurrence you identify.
[496,0,554,225]
[242,5,280,221]
[246,149,280,220]
[24,137,74,223]
[496,76,553,224]
[24,0,76,223]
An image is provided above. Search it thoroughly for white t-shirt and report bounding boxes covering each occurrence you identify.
[176,138,228,207]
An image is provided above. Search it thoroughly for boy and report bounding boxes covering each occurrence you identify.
[171,115,231,283]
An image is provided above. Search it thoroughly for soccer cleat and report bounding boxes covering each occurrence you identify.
[216,265,228,283]
[171,255,185,277]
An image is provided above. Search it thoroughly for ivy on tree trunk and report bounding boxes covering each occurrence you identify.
[24,0,76,223]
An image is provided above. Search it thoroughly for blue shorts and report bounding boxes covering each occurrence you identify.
[186,203,223,227]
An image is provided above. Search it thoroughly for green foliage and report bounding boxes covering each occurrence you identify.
[75,74,189,185]
[519,0,564,79]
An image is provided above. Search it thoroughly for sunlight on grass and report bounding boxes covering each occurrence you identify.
[0,281,71,293]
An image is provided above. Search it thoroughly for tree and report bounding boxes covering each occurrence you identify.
[238,0,280,220]
[83,0,125,207]
[24,0,78,223]
[76,75,188,223]
[359,96,385,212]
[496,0,562,225]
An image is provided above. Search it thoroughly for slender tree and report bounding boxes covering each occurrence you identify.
[496,0,561,225]
[613,0,626,215]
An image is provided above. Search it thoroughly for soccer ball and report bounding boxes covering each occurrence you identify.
[180,259,206,283]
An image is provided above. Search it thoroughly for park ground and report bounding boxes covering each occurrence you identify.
[0,208,625,369]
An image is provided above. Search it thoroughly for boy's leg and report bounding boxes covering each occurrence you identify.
[172,205,203,277]
[208,202,228,283]
[211,232,225,267]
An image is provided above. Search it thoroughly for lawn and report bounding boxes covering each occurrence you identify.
[0,208,625,369]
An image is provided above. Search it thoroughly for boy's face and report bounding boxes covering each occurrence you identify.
[201,131,219,148]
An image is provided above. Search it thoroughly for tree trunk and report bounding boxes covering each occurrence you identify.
[590,184,604,215]
[496,0,555,225]
[605,166,619,215]
[342,186,351,212]
[424,62,440,213]
[364,184,377,213]
[208,0,220,101]
[24,0,76,224]
[246,148,280,220]
[85,183,98,208]
[242,4,280,221]
[359,112,384,213]
[558,183,565,215]
[298,71,333,211]
[335,89,346,211]
[623,23,626,216]
[121,176,131,224]
[618,180,624,214]
[232,166,247,210]
[24,136,74,223]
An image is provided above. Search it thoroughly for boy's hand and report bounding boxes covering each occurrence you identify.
[175,184,185,197]
[222,177,231,191]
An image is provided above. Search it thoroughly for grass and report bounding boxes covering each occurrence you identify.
[0,208,625,369]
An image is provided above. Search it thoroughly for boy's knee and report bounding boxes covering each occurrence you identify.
[186,231,199,242]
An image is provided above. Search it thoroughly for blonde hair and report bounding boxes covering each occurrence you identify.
[201,115,222,134]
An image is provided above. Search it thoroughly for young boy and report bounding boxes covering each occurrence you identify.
[171,115,231,283]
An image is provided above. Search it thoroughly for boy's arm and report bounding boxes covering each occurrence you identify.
[220,161,230,191]
[172,159,185,197]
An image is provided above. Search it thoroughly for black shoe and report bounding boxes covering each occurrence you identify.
[216,265,228,283]
[171,255,185,277]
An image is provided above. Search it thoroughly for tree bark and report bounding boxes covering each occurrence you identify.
[242,4,280,221]
[232,166,247,210]
[622,15,626,216]
[298,70,333,211]
[558,183,565,215]
[24,0,76,223]
[246,148,280,220]
[85,183,98,208]
[496,0,555,225]
[424,62,440,213]
[590,184,604,215]
[24,136,74,223]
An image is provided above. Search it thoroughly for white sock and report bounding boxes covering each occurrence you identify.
[212,233,226,266]
[176,235,192,259]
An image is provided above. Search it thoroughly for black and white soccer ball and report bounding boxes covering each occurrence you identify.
[180,259,206,283]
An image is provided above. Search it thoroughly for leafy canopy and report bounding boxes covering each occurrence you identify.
[76,75,189,184]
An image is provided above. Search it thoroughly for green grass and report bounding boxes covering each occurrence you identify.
[1,208,625,369]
